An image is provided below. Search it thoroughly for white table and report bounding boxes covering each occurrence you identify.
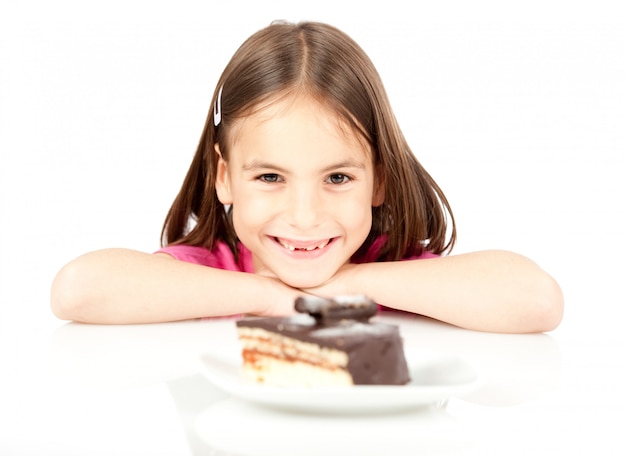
[1,308,623,456]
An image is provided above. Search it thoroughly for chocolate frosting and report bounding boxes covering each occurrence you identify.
[294,294,377,322]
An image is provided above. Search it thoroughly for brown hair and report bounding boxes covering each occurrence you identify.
[161,21,456,260]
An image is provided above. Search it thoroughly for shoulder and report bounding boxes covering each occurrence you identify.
[352,235,439,263]
[155,242,254,272]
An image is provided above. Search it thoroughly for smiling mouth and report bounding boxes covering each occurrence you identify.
[274,237,333,252]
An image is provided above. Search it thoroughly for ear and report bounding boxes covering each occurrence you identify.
[214,145,233,204]
[372,167,385,207]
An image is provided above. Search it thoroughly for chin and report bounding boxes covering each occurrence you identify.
[277,273,330,290]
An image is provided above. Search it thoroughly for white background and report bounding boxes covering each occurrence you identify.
[1,0,625,453]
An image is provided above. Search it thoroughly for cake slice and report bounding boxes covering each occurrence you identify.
[236,295,410,386]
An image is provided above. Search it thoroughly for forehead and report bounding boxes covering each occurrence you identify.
[226,93,373,161]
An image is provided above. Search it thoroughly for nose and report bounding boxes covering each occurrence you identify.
[285,184,323,230]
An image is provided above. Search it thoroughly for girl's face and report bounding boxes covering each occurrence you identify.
[215,95,384,288]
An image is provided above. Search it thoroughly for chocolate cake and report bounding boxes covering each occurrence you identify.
[235,295,410,386]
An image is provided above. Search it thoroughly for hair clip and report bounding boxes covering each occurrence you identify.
[213,85,223,127]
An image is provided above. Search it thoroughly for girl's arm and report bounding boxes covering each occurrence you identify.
[303,250,564,334]
[50,248,300,324]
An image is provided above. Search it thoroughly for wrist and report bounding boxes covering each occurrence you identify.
[253,273,300,316]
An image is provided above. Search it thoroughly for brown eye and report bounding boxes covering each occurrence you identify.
[258,174,282,183]
[327,174,351,184]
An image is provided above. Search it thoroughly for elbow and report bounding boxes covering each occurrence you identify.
[528,274,564,333]
[50,260,92,322]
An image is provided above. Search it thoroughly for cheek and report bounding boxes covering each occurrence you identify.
[230,188,273,229]
[332,195,374,232]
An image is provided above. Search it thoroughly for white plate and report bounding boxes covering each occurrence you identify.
[198,349,481,414]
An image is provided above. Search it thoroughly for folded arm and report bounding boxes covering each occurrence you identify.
[50,248,300,324]
[303,250,564,333]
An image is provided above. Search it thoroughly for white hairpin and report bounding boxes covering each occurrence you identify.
[213,85,223,126]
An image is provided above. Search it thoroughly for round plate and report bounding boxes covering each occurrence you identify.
[198,349,481,414]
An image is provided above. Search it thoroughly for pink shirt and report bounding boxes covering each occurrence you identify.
[156,236,437,271]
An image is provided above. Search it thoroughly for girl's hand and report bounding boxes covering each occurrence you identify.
[299,263,362,298]
[253,268,313,317]
[253,263,362,316]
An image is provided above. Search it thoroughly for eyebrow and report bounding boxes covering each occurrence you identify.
[241,160,287,173]
[241,158,367,173]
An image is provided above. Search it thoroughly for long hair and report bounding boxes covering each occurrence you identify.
[161,21,456,260]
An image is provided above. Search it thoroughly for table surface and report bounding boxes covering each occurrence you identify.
[1,304,624,456]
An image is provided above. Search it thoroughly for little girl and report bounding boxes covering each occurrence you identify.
[51,21,563,333]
